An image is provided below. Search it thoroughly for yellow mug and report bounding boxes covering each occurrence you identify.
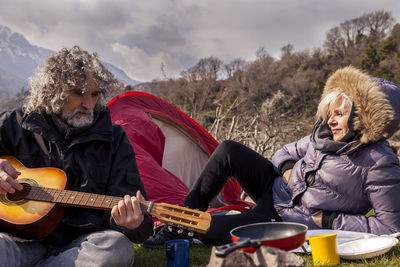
[308,234,340,266]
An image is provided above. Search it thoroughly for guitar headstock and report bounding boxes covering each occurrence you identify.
[149,203,211,234]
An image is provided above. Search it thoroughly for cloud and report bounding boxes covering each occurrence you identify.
[0,0,399,81]
[111,43,184,81]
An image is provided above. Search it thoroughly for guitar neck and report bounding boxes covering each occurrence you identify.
[17,183,211,234]
[23,184,154,214]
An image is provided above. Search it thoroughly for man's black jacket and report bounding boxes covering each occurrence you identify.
[0,108,153,245]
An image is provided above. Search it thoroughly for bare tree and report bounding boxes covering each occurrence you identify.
[183,57,223,81]
[208,90,310,157]
[281,44,294,57]
[324,10,394,59]
[365,10,395,42]
[256,46,270,61]
[224,58,246,78]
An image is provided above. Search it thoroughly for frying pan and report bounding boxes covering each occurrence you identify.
[215,222,308,257]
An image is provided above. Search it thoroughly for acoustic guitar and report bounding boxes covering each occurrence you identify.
[0,155,211,239]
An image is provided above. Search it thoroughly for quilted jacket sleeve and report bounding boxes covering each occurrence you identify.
[333,151,400,235]
[271,135,311,174]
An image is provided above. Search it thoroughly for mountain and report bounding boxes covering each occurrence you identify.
[0,67,27,98]
[0,25,52,96]
[102,62,139,86]
[0,25,139,98]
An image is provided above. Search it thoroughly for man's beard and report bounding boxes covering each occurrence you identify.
[62,108,94,128]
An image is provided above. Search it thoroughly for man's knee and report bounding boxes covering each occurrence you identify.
[89,230,134,267]
[0,233,21,267]
[107,231,135,258]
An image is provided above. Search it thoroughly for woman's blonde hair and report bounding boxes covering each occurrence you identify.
[23,46,123,114]
[316,90,353,122]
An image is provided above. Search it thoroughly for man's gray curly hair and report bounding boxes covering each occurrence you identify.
[23,46,123,114]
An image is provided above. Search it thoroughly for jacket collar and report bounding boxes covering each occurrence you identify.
[312,118,362,154]
[21,108,114,144]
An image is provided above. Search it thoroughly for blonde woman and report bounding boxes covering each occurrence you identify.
[144,66,400,247]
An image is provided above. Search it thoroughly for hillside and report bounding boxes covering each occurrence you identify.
[143,10,400,156]
[2,10,400,157]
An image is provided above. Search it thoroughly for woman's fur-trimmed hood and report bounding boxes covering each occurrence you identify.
[322,66,400,144]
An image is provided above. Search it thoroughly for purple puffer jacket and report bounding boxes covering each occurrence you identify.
[271,135,400,235]
[270,66,400,235]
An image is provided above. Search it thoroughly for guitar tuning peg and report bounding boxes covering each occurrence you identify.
[188,231,194,237]
[168,226,173,232]
[177,228,183,234]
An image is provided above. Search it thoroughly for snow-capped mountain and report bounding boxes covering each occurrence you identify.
[0,25,139,98]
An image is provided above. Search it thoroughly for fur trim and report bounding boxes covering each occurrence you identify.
[322,66,394,144]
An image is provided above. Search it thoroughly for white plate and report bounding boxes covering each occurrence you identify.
[305,229,375,242]
[338,236,398,260]
[291,229,376,253]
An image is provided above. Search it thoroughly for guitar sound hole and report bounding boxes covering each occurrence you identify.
[6,182,31,201]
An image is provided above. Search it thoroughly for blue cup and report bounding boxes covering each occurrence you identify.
[165,239,190,267]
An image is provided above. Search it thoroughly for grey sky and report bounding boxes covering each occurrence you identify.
[0,0,399,82]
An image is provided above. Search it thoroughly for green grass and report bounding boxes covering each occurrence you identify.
[133,244,211,267]
[302,243,400,266]
[133,240,400,267]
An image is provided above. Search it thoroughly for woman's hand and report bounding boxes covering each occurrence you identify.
[283,169,292,184]
[312,211,323,228]
[111,190,145,230]
[0,159,22,195]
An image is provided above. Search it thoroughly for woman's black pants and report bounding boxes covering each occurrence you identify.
[183,140,279,245]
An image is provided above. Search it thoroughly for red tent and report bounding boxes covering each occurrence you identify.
[107,92,244,208]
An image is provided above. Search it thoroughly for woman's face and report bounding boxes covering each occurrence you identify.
[327,100,351,141]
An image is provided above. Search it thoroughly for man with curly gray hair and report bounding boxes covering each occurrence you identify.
[0,46,153,266]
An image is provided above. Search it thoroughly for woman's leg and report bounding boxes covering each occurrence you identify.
[142,140,279,248]
[183,140,279,245]
[184,140,278,211]
[199,193,280,245]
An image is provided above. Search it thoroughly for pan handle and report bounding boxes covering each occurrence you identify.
[215,238,261,257]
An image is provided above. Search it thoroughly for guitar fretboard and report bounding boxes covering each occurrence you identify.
[8,183,210,233]
[21,184,152,213]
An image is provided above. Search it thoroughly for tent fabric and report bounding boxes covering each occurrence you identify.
[107,92,242,206]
